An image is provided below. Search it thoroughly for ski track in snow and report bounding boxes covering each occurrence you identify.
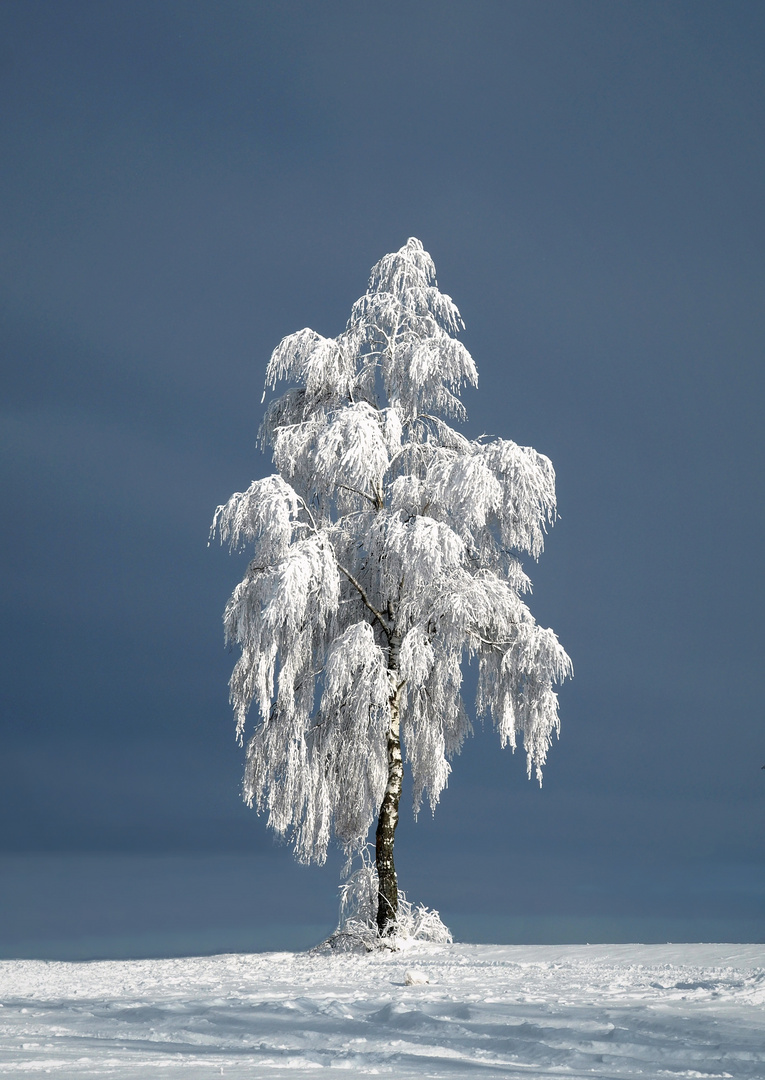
[0,944,763,1078]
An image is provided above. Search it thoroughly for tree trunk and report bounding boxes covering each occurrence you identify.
[376,633,403,935]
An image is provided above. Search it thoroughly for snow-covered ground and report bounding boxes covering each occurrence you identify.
[0,943,763,1078]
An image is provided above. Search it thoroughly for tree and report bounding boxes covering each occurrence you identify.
[212,238,572,936]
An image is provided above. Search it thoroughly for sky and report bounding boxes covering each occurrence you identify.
[1,0,764,958]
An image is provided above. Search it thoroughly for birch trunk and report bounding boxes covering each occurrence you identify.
[375,632,403,935]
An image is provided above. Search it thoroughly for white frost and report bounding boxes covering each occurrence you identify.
[212,237,572,863]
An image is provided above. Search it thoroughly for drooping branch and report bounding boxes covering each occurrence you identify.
[296,491,391,636]
[468,628,514,651]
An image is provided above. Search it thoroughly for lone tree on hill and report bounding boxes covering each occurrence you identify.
[213,238,571,935]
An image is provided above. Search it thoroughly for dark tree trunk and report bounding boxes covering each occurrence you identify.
[376,633,403,935]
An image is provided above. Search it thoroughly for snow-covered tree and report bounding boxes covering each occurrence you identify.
[212,238,572,935]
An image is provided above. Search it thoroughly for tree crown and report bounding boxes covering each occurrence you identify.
[213,238,571,864]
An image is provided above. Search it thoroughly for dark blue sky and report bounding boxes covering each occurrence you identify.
[1,1,764,957]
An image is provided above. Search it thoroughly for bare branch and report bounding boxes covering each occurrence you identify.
[334,482,378,507]
[336,562,392,638]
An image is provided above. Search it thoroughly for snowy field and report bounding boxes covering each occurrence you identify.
[0,943,763,1079]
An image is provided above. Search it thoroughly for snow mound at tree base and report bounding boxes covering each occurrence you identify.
[314,905,452,954]
[314,856,453,952]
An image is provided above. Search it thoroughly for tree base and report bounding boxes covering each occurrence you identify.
[325,858,452,954]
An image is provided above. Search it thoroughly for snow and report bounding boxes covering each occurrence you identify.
[1,943,763,1078]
